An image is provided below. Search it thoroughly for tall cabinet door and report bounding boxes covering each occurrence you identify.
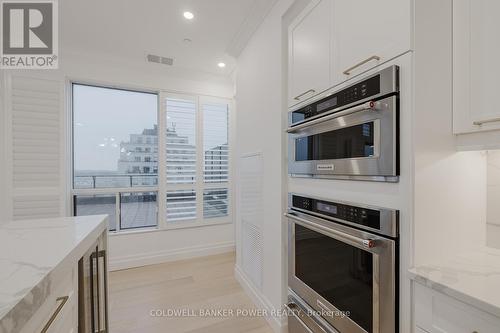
[454,0,500,134]
[332,0,411,83]
[288,0,332,107]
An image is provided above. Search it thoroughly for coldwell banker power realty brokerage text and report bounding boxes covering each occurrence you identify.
[1,0,58,69]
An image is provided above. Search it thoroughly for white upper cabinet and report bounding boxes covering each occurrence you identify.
[332,0,411,84]
[288,0,332,107]
[453,0,500,134]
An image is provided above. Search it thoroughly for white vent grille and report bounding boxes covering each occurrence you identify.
[9,75,63,220]
[240,153,263,228]
[147,54,174,66]
[239,153,263,289]
[242,220,263,289]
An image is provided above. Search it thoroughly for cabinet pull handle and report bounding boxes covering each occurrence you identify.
[98,249,109,333]
[343,55,381,75]
[40,296,69,333]
[293,89,316,101]
[473,117,500,126]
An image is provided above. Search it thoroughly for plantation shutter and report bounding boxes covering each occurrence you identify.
[165,98,197,185]
[159,93,232,226]
[6,74,65,220]
[202,102,229,183]
[164,96,198,222]
[201,99,230,220]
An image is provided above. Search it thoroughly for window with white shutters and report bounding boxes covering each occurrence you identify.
[69,86,231,231]
[164,95,231,225]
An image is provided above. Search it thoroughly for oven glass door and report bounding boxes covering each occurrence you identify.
[288,94,397,180]
[295,224,374,332]
[295,121,376,162]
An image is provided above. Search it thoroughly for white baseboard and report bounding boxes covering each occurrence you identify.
[109,241,235,271]
[234,265,287,333]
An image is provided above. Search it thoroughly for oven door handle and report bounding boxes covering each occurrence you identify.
[286,303,314,333]
[286,302,332,333]
[285,212,376,249]
[286,100,380,133]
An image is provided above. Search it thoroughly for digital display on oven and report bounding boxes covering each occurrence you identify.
[316,96,337,112]
[316,202,337,215]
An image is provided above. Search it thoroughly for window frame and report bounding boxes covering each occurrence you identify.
[68,81,233,235]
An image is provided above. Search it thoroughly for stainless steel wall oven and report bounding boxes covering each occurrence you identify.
[287,66,399,182]
[286,193,399,333]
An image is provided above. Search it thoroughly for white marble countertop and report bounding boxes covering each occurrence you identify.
[409,247,500,318]
[0,215,107,332]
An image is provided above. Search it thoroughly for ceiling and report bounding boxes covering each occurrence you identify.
[60,0,276,76]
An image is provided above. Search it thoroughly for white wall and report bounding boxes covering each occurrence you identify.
[234,0,293,331]
[487,151,500,249]
[413,0,486,266]
[0,71,5,225]
[1,49,236,268]
[59,49,234,98]
[108,225,235,271]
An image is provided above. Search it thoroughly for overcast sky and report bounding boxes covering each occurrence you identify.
[73,84,157,171]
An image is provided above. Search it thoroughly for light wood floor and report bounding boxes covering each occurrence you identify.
[109,252,274,333]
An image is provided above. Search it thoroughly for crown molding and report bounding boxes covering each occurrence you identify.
[226,0,279,58]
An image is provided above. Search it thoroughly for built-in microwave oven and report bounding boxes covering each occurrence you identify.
[286,193,399,333]
[287,66,399,182]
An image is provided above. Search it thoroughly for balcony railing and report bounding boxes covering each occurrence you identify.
[74,174,158,189]
[73,174,229,232]
[74,191,158,231]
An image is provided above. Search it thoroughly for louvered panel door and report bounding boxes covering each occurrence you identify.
[239,152,263,289]
[6,75,64,220]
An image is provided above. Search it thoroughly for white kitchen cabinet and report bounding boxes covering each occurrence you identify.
[1,219,109,333]
[288,0,332,107]
[453,0,500,134]
[332,0,411,84]
[414,282,500,333]
[19,262,77,333]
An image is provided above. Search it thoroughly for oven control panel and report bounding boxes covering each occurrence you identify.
[289,65,400,127]
[291,195,381,231]
[290,75,381,125]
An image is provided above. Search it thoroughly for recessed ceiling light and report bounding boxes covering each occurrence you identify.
[183,11,194,20]
[183,38,192,43]
[217,62,226,68]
